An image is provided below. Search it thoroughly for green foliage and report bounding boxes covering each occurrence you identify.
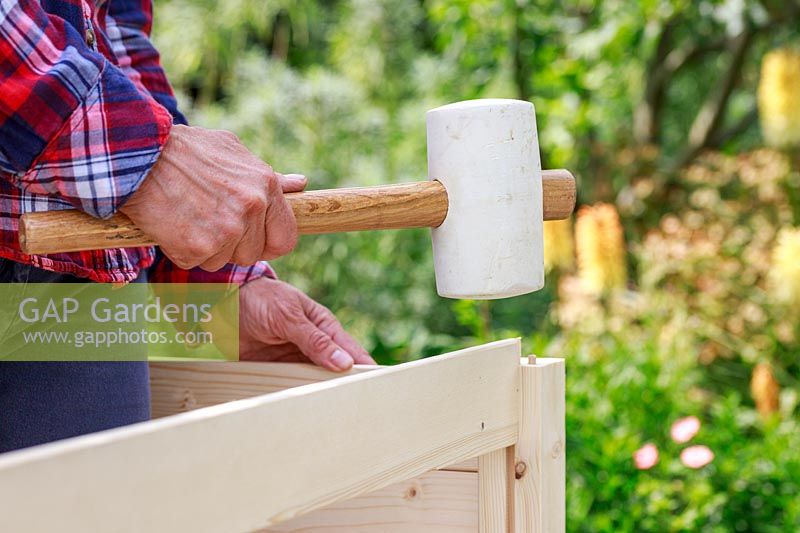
[151,1,800,529]
[563,333,800,531]
[554,149,800,530]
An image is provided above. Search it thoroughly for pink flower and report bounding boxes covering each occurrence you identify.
[680,445,714,469]
[670,416,701,443]
[633,443,659,470]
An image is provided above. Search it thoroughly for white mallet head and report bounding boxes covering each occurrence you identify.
[427,99,544,299]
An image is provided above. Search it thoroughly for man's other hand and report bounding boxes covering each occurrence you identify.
[239,278,377,371]
[120,125,306,271]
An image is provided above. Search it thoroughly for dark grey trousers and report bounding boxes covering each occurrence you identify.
[0,259,150,453]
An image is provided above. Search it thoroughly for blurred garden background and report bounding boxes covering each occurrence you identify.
[152,0,800,530]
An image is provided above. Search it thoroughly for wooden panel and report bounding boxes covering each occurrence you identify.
[514,358,565,533]
[150,361,376,418]
[0,339,520,533]
[478,447,513,533]
[262,470,478,532]
[151,360,478,473]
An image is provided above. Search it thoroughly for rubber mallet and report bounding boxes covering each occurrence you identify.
[19,99,575,299]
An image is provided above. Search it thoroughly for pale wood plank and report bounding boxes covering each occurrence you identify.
[478,447,513,533]
[0,339,521,533]
[149,361,376,418]
[514,358,565,533]
[262,470,478,532]
[151,360,478,472]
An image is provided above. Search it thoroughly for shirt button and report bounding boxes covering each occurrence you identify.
[85,28,95,47]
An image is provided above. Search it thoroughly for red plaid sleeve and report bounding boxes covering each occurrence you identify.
[105,0,187,126]
[103,0,279,286]
[148,251,277,285]
[0,0,172,219]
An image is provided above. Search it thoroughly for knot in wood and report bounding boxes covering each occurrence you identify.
[403,484,421,501]
[551,439,564,459]
[514,461,527,480]
[181,389,197,411]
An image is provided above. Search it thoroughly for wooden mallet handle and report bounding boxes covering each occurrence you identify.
[18,169,576,255]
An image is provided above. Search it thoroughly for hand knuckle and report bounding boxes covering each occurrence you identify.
[170,252,198,269]
[265,173,280,194]
[188,241,214,259]
[174,258,195,269]
[308,331,329,353]
[234,248,259,266]
[219,219,243,240]
[205,233,223,251]
[241,190,266,213]
[202,261,224,272]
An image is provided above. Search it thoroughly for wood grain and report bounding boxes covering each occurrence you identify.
[541,169,577,221]
[150,360,479,474]
[292,181,447,234]
[261,470,478,532]
[18,170,575,254]
[478,447,513,533]
[149,361,377,419]
[515,358,566,533]
[439,458,478,473]
[0,339,521,533]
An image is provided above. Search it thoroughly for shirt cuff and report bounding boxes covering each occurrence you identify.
[148,254,277,286]
[13,63,172,219]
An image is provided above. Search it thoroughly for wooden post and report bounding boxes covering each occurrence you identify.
[514,358,566,533]
[478,446,514,532]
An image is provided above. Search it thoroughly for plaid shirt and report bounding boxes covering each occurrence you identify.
[0,0,275,284]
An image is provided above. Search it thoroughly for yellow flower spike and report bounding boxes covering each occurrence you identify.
[769,227,800,306]
[543,218,575,272]
[758,48,800,148]
[750,362,780,417]
[575,203,627,294]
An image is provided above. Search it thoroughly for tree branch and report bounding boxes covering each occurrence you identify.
[659,37,728,80]
[674,27,754,168]
[633,18,741,146]
[633,17,680,144]
[709,107,759,148]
